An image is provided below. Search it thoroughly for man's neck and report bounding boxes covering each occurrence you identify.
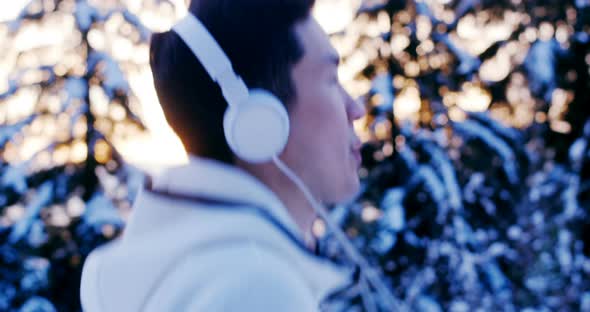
[237,160,318,250]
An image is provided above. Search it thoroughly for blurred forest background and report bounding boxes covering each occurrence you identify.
[1,0,589,311]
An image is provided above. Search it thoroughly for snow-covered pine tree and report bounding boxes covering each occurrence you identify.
[0,0,171,310]
[319,0,590,310]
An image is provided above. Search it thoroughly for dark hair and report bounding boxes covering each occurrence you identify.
[149,0,315,164]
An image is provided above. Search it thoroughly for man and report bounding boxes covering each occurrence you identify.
[80,0,367,310]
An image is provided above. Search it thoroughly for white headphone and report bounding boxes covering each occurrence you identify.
[171,13,403,311]
[172,13,289,163]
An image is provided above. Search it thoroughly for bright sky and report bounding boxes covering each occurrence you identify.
[109,0,361,174]
[0,1,28,22]
[0,0,359,174]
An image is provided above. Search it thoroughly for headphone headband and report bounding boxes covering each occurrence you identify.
[172,14,248,106]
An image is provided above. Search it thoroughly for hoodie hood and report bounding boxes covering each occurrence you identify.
[80,156,352,311]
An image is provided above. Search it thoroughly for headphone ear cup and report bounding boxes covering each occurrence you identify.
[223,89,290,163]
[223,104,238,152]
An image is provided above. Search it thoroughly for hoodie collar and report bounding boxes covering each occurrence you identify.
[114,155,354,308]
[148,155,305,244]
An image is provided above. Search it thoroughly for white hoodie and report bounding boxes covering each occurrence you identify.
[79,156,352,311]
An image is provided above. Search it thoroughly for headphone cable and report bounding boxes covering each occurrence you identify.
[272,156,406,311]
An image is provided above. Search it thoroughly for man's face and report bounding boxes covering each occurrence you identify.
[281,16,366,204]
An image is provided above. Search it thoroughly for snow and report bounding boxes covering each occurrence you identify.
[371,74,394,113]
[482,261,508,292]
[381,187,406,232]
[20,257,50,293]
[18,296,56,312]
[88,52,130,99]
[65,77,88,100]
[8,181,53,244]
[524,40,556,102]
[453,216,473,245]
[525,276,548,293]
[441,35,481,75]
[422,143,463,212]
[409,165,446,206]
[0,79,18,100]
[575,0,590,8]
[575,32,589,44]
[82,192,124,229]
[0,116,35,148]
[581,292,590,311]
[0,164,28,195]
[3,0,590,310]
[569,138,586,169]
[372,230,397,255]
[74,1,95,32]
[122,10,151,42]
[415,295,443,312]
[453,120,519,184]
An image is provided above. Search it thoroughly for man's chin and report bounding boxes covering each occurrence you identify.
[330,177,361,205]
